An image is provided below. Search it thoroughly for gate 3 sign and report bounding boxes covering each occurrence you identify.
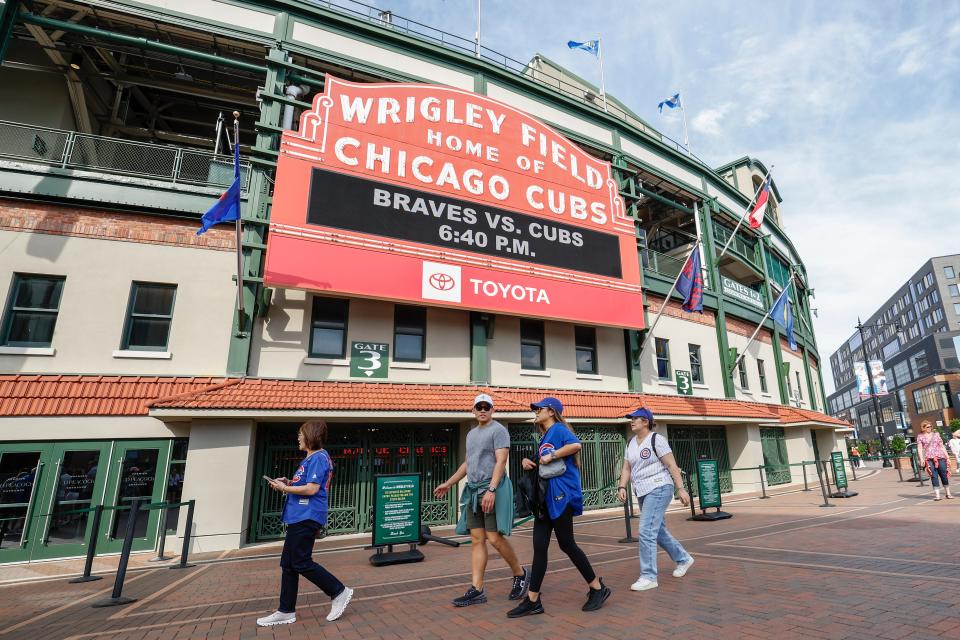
[265,75,644,330]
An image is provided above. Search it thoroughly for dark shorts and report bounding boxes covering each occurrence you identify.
[464,500,499,533]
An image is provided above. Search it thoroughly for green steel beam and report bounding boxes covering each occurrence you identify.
[699,200,735,398]
[19,11,267,75]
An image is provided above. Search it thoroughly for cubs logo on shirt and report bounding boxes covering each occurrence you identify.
[538,443,557,458]
[639,448,652,459]
[291,465,305,483]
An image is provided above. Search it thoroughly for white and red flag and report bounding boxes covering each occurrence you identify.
[746,176,771,229]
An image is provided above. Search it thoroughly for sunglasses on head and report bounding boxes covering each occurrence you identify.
[474,404,492,412]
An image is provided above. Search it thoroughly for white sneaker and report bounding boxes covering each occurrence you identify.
[673,556,695,578]
[630,578,658,591]
[257,611,296,627]
[327,586,354,622]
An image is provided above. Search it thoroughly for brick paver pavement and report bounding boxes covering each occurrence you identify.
[2,469,959,640]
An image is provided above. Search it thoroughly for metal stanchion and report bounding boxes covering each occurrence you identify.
[801,462,811,492]
[896,459,904,482]
[92,500,141,607]
[758,465,769,499]
[149,504,172,562]
[685,472,697,519]
[814,461,834,508]
[848,458,858,481]
[618,493,638,544]
[170,500,196,569]
[69,505,104,583]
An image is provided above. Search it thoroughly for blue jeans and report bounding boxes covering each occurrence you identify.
[278,520,344,613]
[927,458,950,488]
[636,484,691,580]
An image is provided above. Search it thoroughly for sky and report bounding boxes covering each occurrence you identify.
[358,0,960,394]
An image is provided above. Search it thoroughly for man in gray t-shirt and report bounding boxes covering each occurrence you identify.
[434,394,528,607]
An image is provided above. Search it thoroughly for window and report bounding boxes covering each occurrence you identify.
[309,297,349,358]
[393,305,426,362]
[893,360,910,385]
[165,438,189,534]
[795,372,803,400]
[909,352,929,378]
[955,303,960,315]
[737,359,749,389]
[2,274,65,347]
[688,344,703,383]
[520,319,545,370]
[932,290,940,304]
[897,388,908,412]
[945,266,957,279]
[908,325,920,340]
[915,282,925,297]
[933,308,944,323]
[923,272,935,289]
[913,383,952,413]
[882,339,900,360]
[925,315,933,329]
[575,326,598,375]
[121,283,176,350]
[655,338,670,379]
[758,359,768,393]
[950,284,960,298]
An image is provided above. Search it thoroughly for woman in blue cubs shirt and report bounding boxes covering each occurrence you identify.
[257,420,353,627]
[507,397,610,618]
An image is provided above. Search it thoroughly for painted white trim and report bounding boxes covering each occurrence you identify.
[303,357,350,366]
[389,361,431,370]
[575,373,603,380]
[519,369,551,377]
[0,346,55,356]
[692,383,710,390]
[112,350,172,360]
[149,409,531,420]
[657,380,676,387]
[131,0,275,33]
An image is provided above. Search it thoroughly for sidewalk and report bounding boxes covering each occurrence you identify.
[2,469,959,640]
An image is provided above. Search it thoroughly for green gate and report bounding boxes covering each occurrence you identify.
[249,423,457,542]
[760,427,791,485]
[508,424,624,509]
[666,426,733,497]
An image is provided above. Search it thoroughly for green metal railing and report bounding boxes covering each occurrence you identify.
[644,249,687,280]
[712,221,761,271]
[0,120,251,191]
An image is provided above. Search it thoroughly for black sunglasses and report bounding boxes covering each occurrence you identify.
[474,404,492,411]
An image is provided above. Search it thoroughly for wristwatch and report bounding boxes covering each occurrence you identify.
[488,484,497,493]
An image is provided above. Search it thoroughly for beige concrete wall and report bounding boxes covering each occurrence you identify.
[781,348,812,409]
[251,291,471,383]
[637,315,725,398]
[725,332,779,404]
[784,426,814,484]
[725,423,764,493]
[0,231,235,375]
[487,316,628,390]
[177,419,256,553]
[0,416,186,442]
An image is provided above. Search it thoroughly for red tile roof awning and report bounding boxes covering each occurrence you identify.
[0,375,850,428]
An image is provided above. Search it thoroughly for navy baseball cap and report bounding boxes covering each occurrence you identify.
[531,397,564,415]
[625,407,654,421]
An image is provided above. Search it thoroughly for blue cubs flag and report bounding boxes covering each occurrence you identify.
[197,139,241,235]
[770,283,797,351]
[676,247,704,313]
[567,40,599,56]
[658,93,681,112]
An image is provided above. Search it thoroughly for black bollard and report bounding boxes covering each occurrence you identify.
[685,472,697,519]
[69,505,104,583]
[92,500,141,607]
[758,466,769,499]
[149,504,172,562]
[618,493,637,543]
[170,500,196,569]
[814,461,834,508]
[849,459,858,481]
[801,463,811,492]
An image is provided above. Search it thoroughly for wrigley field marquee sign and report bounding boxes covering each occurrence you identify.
[265,76,644,329]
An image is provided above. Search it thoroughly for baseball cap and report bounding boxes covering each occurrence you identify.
[625,407,654,421]
[473,393,494,408]
[531,397,563,415]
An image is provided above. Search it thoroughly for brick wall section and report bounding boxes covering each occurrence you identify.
[726,314,772,343]
[0,199,235,250]
[646,294,716,327]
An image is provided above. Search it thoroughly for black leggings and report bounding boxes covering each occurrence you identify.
[530,506,596,593]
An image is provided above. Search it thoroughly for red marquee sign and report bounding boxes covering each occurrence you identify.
[265,75,644,329]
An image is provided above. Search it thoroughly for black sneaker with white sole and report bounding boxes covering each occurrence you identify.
[452,586,487,607]
[508,568,529,600]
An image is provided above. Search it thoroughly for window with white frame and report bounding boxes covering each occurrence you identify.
[945,265,956,279]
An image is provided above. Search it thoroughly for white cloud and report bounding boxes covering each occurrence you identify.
[692,103,732,136]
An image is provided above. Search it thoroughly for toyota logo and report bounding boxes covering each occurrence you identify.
[428,273,456,291]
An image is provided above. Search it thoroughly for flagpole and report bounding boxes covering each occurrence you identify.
[718,164,774,259]
[679,93,690,152]
[597,38,608,112]
[474,0,481,58]
[729,283,790,373]
[233,111,245,320]
[635,240,701,361]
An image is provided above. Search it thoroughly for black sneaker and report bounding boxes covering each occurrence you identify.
[507,596,544,618]
[452,586,487,607]
[582,579,611,612]
[508,568,529,600]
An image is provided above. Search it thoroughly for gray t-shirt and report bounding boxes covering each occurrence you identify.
[466,420,511,483]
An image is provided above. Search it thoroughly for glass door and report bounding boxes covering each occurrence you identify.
[30,443,110,561]
[99,441,169,554]
[0,444,49,563]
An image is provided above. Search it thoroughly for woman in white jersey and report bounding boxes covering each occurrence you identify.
[616,408,693,591]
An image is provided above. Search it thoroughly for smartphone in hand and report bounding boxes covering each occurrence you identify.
[262,475,275,483]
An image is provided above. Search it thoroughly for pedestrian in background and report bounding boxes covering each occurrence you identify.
[507,397,610,617]
[948,430,960,474]
[257,420,353,627]
[850,444,863,468]
[616,408,693,591]
[917,421,952,501]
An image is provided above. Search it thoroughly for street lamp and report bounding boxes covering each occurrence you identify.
[854,318,902,468]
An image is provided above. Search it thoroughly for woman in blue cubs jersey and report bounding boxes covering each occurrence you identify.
[256,420,354,627]
[507,397,611,618]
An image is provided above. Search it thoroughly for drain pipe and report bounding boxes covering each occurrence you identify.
[282,84,310,130]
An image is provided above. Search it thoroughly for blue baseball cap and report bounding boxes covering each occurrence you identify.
[531,397,564,415]
[625,407,654,421]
